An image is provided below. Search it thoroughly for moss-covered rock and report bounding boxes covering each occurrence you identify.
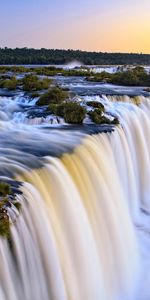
[87,67,150,87]
[49,101,86,124]
[37,87,69,106]
[13,202,21,211]
[88,109,104,124]
[111,117,120,125]
[0,182,11,197]
[48,103,66,117]
[0,206,10,238]
[0,76,19,90]
[86,101,105,112]
[23,74,51,91]
[0,182,22,238]
[88,109,119,125]
[63,102,86,124]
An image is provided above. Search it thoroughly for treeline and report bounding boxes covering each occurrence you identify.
[0,48,150,65]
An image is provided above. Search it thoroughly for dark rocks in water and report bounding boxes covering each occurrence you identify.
[86,101,105,111]
[0,179,23,194]
[0,205,10,238]
[88,108,119,126]
[0,122,113,177]
[27,107,50,119]
[0,182,11,197]
[54,75,150,97]
[143,88,150,93]
[30,92,40,98]
[0,89,18,97]
[44,124,114,134]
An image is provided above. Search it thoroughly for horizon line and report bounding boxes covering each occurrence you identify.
[1,47,150,56]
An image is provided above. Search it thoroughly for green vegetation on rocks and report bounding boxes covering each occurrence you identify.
[0,66,31,74]
[0,203,10,238]
[0,182,12,238]
[0,182,11,197]
[3,76,18,90]
[34,66,62,76]
[22,74,52,91]
[0,65,90,78]
[0,73,52,92]
[49,102,86,124]
[48,103,67,117]
[0,75,19,90]
[63,102,86,124]
[86,101,105,111]
[61,69,90,77]
[87,67,150,86]
[37,87,69,106]
[37,87,87,124]
[0,182,21,238]
[88,108,119,125]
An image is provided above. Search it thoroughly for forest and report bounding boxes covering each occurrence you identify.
[0,48,150,65]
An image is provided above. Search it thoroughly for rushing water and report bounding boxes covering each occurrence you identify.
[0,84,150,299]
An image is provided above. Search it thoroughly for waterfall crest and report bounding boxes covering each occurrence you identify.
[1,94,150,300]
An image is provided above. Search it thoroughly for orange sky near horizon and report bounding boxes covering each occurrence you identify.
[1,0,150,53]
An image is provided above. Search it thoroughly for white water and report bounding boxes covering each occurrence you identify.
[64,61,83,70]
[88,65,150,74]
[0,93,150,299]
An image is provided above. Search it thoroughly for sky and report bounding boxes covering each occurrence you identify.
[0,0,150,53]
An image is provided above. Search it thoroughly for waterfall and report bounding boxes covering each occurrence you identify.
[1,94,150,300]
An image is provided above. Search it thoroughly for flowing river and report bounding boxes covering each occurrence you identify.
[0,77,150,300]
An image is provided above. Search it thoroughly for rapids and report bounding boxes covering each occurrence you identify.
[0,87,150,300]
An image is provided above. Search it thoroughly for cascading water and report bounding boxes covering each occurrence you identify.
[1,91,150,300]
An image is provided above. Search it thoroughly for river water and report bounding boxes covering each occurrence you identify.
[0,76,150,300]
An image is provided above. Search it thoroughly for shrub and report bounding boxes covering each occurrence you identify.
[61,69,90,77]
[35,67,62,76]
[87,67,150,86]
[23,74,51,91]
[41,78,52,89]
[111,70,140,86]
[63,102,86,124]
[88,109,119,125]
[13,202,21,211]
[37,87,69,106]
[0,206,10,238]
[3,76,18,90]
[88,109,106,124]
[0,182,21,238]
[0,182,11,197]
[49,101,86,124]
[48,103,66,117]
[0,182,12,238]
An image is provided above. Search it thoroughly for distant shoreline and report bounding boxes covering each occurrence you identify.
[1,48,150,65]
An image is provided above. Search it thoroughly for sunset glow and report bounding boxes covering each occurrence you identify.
[1,0,150,53]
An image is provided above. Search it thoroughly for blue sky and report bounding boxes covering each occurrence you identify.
[0,0,150,53]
